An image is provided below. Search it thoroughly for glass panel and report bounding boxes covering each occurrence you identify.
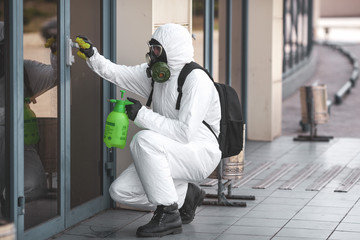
[0,0,9,223]
[192,0,204,66]
[22,0,59,230]
[70,0,102,208]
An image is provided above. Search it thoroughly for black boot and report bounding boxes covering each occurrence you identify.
[136,203,182,237]
[179,183,206,224]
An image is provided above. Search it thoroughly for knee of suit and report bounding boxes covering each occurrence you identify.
[109,181,131,204]
[130,130,164,155]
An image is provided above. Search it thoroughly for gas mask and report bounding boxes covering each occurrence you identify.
[145,39,170,83]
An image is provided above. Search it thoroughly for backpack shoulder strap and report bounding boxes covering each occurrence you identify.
[177,62,219,142]
[146,79,155,107]
[176,61,213,110]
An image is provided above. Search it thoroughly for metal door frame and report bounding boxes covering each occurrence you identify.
[7,0,116,239]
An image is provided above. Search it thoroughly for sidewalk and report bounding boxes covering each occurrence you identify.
[50,137,360,240]
[283,17,360,138]
[282,42,360,138]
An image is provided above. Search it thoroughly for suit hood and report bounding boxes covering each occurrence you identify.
[151,23,194,72]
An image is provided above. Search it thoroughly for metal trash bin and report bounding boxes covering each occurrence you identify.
[294,84,333,142]
[208,152,245,180]
[300,84,329,125]
[208,125,246,180]
[203,125,254,207]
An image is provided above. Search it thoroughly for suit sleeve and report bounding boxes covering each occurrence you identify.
[86,48,152,99]
[24,53,57,98]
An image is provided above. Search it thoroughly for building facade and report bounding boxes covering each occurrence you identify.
[0,0,316,239]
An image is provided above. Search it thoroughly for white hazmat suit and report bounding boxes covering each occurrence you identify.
[86,23,221,210]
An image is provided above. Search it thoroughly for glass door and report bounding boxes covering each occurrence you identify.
[22,0,59,230]
[0,0,10,224]
[64,0,115,228]
[68,0,104,210]
[4,0,115,239]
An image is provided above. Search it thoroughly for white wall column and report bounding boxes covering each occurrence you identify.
[247,0,283,141]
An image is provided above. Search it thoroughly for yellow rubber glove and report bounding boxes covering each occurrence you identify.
[75,36,94,60]
[44,36,57,55]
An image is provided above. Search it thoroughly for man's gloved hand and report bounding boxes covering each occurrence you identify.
[126,97,142,121]
[75,35,94,60]
[44,36,57,55]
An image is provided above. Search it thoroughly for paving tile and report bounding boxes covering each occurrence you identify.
[260,196,311,206]
[270,190,317,199]
[284,219,338,230]
[292,211,345,222]
[272,237,323,240]
[336,222,360,232]
[342,214,360,223]
[348,206,360,216]
[105,222,152,240]
[62,224,117,238]
[197,206,249,218]
[182,222,230,234]
[81,211,145,227]
[275,227,332,239]
[307,198,355,208]
[328,230,360,240]
[51,234,104,240]
[234,217,288,228]
[312,191,360,201]
[191,215,239,225]
[245,210,296,219]
[159,231,218,240]
[215,234,269,240]
[99,209,146,218]
[298,205,350,215]
[251,203,303,213]
[223,225,280,237]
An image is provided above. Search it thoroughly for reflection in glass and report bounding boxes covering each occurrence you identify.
[0,0,9,222]
[22,0,59,230]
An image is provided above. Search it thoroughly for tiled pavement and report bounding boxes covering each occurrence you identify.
[51,136,360,240]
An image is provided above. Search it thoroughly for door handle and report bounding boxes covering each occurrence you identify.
[66,36,80,66]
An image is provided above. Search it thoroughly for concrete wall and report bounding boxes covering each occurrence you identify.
[247,0,283,141]
[320,0,360,17]
[115,0,192,175]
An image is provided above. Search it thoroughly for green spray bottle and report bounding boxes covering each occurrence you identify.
[104,90,133,149]
[24,97,39,145]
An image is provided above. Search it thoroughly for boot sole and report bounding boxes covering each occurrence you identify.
[136,226,182,237]
[181,189,206,224]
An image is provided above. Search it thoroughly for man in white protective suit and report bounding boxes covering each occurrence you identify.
[0,21,57,218]
[76,23,221,237]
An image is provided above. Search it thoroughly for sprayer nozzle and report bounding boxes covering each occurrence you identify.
[120,90,126,99]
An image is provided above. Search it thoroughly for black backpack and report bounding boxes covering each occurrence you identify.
[146,61,245,158]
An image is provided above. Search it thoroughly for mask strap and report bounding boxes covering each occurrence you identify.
[146,79,155,107]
